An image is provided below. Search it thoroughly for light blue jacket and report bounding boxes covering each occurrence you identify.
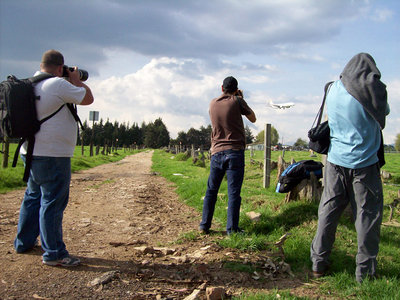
[327,80,386,169]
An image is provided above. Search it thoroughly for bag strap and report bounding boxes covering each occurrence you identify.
[312,81,334,127]
[235,95,245,113]
[66,103,84,130]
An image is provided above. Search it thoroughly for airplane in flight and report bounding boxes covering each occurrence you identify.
[269,100,295,109]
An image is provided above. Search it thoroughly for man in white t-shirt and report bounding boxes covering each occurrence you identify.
[14,49,94,267]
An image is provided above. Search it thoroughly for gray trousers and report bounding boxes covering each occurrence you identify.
[310,161,383,282]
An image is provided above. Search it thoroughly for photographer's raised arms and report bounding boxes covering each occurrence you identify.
[14,49,94,267]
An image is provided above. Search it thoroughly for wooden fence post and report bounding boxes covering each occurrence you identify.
[263,123,271,188]
[81,136,84,156]
[2,137,9,168]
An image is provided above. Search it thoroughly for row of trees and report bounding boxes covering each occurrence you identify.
[80,117,400,152]
[81,118,260,150]
[81,118,169,149]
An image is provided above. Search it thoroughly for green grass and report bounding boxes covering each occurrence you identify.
[234,290,310,300]
[0,143,143,193]
[174,230,201,244]
[152,149,400,299]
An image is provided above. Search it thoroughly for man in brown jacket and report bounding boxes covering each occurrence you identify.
[200,76,256,235]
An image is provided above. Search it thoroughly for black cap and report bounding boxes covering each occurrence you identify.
[41,49,64,66]
[222,76,238,93]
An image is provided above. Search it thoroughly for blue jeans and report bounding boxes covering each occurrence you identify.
[14,156,71,261]
[200,149,245,233]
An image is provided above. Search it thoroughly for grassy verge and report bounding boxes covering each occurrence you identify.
[152,149,400,299]
[0,143,143,193]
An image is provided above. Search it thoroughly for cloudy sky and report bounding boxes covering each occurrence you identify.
[1,0,399,145]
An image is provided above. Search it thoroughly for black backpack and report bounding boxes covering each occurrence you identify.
[276,160,323,193]
[0,74,83,182]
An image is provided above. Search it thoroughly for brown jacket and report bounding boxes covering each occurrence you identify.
[209,94,253,155]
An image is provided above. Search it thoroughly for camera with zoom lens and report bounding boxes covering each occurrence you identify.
[62,65,89,82]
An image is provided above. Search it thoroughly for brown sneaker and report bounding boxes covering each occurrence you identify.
[312,270,325,279]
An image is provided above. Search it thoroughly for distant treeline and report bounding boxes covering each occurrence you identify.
[81,118,254,150]
[81,117,169,149]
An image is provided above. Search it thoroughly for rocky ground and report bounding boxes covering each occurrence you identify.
[0,151,318,299]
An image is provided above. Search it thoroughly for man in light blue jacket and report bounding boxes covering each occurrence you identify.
[310,53,389,283]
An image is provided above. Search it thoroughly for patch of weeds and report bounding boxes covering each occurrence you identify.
[174,230,199,244]
[218,233,269,251]
[192,157,206,168]
[174,152,190,161]
[74,160,92,168]
[233,290,310,300]
[223,261,255,273]
[91,179,115,189]
[392,176,400,184]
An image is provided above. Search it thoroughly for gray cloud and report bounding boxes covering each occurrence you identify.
[1,0,366,78]
[1,0,398,144]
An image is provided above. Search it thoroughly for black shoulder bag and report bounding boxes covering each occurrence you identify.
[308,81,333,154]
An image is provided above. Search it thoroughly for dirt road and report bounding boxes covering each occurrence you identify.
[0,151,306,299]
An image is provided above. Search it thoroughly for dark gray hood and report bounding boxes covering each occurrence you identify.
[340,53,387,129]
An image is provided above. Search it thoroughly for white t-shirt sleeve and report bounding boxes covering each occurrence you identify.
[57,79,86,105]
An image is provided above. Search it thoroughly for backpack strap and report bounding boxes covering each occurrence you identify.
[23,136,35,182]
[12,136,35,181]
[39,104,65,124]
[29,73,54,84]
[12,104,65,167]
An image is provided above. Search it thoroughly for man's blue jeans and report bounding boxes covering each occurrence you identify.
[200,149,245,234]
[14,156,71,262]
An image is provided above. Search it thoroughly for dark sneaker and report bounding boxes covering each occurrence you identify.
[199,228,210,235]
[43,256,81,267]
[227,228,245,235]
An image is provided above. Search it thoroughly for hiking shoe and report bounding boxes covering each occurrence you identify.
[43,256,81,267]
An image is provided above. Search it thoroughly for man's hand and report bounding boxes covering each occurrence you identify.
[67,67,81,86]
[66,66,94,105]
